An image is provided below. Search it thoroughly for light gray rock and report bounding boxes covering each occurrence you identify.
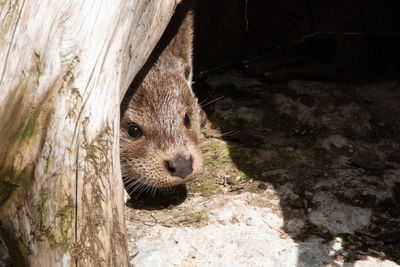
[131,247,165,267]
[314,169,400,204]
[319,135,348,151]
[354,257,400,267]
[309,192,371,234]
[130,194,321,267]
[128,193,396,267]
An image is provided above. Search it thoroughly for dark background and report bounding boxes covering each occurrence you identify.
[193,0,400,82]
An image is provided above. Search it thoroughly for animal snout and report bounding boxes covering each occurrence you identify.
[165,156,193,178]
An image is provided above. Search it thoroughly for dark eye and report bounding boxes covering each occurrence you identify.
[184,112,191,128]
[127,123,142,139]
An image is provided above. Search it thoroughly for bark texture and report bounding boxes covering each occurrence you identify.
[0,0,178,266]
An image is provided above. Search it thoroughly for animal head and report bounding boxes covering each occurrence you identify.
[120,64,203,192]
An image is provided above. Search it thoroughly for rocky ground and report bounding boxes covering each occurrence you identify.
[126,69,400,266]
[1,69,399,266]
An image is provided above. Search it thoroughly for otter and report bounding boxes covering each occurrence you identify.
[120,2,203,192]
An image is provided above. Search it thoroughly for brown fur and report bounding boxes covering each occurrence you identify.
[120,3,202,190]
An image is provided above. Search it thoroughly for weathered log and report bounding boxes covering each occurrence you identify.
[0,0,179,266]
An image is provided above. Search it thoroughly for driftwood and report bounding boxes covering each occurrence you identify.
[0,0,180,266]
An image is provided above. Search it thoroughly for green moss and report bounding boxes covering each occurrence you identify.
[45,145,52,173]
[2,167,26,187]
[39,188,57,248]
[40,188,74,250]
[190,181,220,195]
[66,87,83,120]
[14,168,26,185]
[56,195,74,250]
[14,105,41,142]
[0,168,26,196]
[59,56,80,93]
[203,160,217,168]
[180,211,208,224]
[42,227,57,249]
[59,70,74,93]
[0,167,26,205]
[229,144,277,177]
[0,167,26,204]
[34,52,42,86]
[72,55,80,63]
[168,208,209,226]
[233,172,250,181]
[71,87,81,98]
[206,140,229,152]
[202,140,230,168]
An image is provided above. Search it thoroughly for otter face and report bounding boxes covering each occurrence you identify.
[120,72,203,191]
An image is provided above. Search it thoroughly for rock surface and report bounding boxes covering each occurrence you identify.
[308,192,371,235]
[129,193,332,267]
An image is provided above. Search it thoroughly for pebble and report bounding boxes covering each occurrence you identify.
[258,183,267,190]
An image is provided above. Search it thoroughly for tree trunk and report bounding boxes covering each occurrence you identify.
[0,0,178,266]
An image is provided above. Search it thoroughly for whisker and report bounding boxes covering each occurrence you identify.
[201,96,224,108]
[130,180,147,195]
[219,130,240,137]
[199,129,240,141]
[126,180,140,191]
[144,184,153,195]
[199,94,212,106]
[151,185,157,197]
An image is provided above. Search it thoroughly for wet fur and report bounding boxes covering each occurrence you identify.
[120,3,202,192]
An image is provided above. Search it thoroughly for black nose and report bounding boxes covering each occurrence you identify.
[165,156,193,178]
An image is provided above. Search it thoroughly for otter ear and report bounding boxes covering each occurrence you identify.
[199,108,207,128]
[184,64,192,83]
